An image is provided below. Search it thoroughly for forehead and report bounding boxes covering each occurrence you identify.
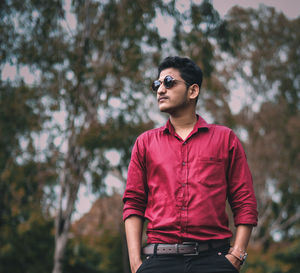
[158,68,181,81]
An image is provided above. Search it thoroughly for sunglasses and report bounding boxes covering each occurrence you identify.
[151,75,186,92]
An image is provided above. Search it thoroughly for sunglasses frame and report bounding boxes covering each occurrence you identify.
[151,75,187,92]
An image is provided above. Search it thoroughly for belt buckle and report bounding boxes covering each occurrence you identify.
[182,242,199,256]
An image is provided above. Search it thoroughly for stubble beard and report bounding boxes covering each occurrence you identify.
[158,90,190,115]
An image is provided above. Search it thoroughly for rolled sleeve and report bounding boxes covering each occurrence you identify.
[227,132,258,226]
[123,136,148,221]
[123,200,146,221]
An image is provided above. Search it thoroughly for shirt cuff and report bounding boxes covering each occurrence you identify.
[123,208,145,221]
[234,215,258,227]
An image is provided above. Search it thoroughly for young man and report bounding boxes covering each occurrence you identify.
[123,56,258,273]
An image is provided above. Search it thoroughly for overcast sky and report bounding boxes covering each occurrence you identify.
[213,0,300,18]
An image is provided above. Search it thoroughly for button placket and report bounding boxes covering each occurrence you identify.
[179,140,189,234]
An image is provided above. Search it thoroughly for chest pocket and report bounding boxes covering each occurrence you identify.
[197,157,226,187]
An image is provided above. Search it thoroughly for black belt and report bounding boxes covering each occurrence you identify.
[143,239,230,256]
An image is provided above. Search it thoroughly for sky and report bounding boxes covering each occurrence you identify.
[213,0,300,18]
[74,0,300,219]
[3,0,299,84]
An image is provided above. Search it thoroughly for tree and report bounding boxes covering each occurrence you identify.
[1,1,176,272]
[274,239,300,273]
[1,0,262,272]
[0,83,56,272]
[69,194,126,273]
[169,1,300,247]
[170,0,239,127]
[46,1,171,272]
[223,5,300,245]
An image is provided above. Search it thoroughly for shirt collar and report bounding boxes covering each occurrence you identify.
[160,114,210,134]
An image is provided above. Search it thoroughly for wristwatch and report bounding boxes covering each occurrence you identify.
[229,248,248,265]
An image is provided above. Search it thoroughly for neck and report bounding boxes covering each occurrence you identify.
[169,109,197,138]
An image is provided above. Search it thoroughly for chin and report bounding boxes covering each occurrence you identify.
[159,105,170,113]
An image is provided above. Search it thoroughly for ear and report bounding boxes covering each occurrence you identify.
[188,84,200,100]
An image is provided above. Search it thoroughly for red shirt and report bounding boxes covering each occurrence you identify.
[123,115,257,243]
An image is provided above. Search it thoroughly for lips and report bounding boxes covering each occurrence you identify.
[158,96,168,102]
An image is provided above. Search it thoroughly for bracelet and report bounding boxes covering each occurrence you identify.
[228,253,243,263]
[229,247,248,265]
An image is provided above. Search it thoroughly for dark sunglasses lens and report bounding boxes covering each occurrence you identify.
[152,80,161,91]
[164,76,175,89]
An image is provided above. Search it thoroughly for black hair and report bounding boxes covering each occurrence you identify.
[158,56,203,90]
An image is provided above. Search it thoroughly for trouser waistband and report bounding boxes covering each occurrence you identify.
[143,239,230,256]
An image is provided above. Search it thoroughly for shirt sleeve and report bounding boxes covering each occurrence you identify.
[227,131,258,226]
[122,135,148,221]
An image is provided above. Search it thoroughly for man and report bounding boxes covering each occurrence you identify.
[123,56,258,273]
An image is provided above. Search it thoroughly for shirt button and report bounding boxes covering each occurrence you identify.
[183,142,187,145]
[182,162,186,166]
[182,183,186,187]
[181,207,186,210]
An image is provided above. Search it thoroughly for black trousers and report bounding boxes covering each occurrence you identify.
[136,245,239,273]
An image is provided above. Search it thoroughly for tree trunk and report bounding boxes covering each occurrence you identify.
[52,174,80,273]
[52,130,86,273]
[52,231,68,273]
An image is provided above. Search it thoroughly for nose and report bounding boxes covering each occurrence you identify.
[157,83,166,95]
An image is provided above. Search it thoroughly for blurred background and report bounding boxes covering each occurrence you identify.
[0,0,299,272]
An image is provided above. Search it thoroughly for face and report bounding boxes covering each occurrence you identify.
[155,68,190,114]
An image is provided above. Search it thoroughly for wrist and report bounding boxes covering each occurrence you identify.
[130,258,142,273]
[131,257,142,266]
[226,253,242,270]
[229,247,248,265]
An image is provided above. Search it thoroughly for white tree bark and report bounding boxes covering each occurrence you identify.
[52,2,94,271]
[52,128,88,273]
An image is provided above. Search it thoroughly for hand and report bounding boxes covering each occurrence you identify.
[225,254,241,272]
[131,259,142,273]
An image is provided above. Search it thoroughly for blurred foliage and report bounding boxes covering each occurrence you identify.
[63,231,125,273]
[0,81,56,273]
[240,239,300,273]
[274,239,300,273]
[0,0,299,272]
[225,5,300,245]
[0,215,54,273]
